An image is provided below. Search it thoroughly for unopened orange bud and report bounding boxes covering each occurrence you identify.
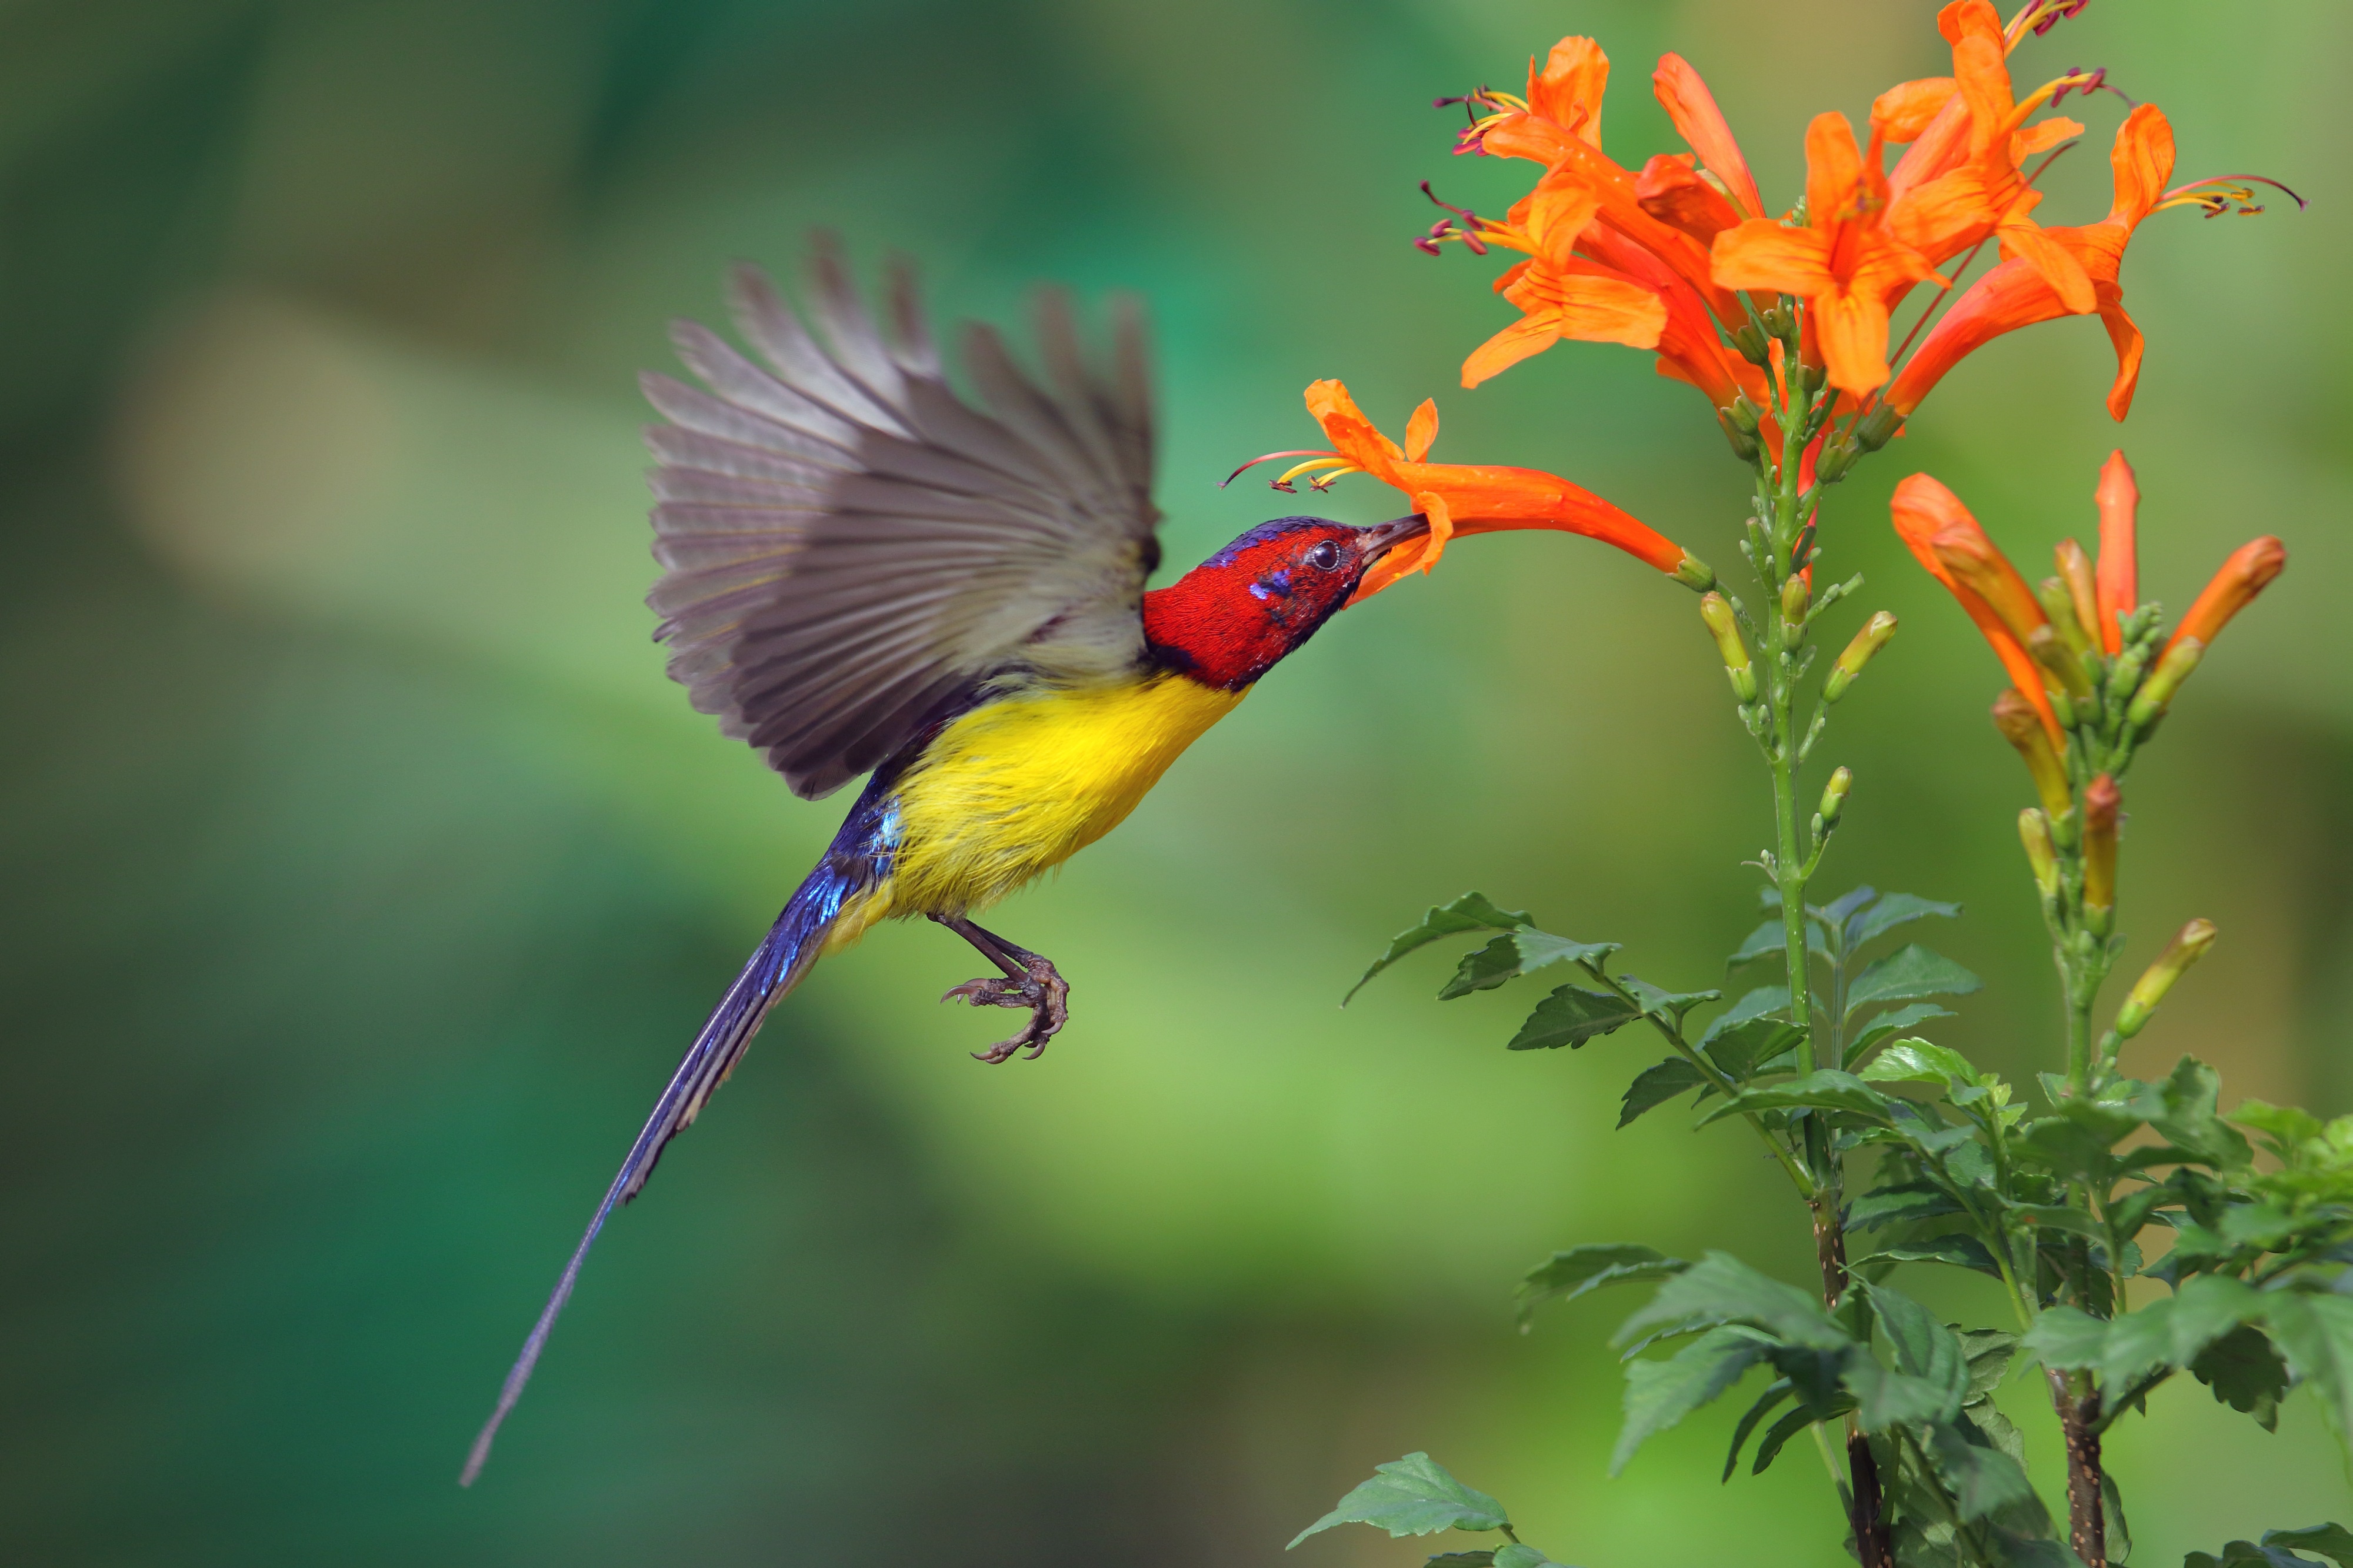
[2114,918,2218,1039]
[2083,773,2121,925]
[2046,549,2099,659]
[2019,808,2061,898]
[1993,690,2073,822]
[1700,592,1756,701]
[1932,528,2048,654]
[2094,451,2139,656]
[2166,537,2287,658]
[1824,611,1898,703]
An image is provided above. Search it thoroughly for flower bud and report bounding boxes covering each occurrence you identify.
[2027,623,2095,706]
[1781,572,1810,626]
[2019,808,2061,899]
[1992,690,2073,822]
[2082,773,2121,929]
[1717,409,1760,461]
[2167,536,2287,657]
[2052,541,2102,654]
[2126,638,2204,729]
[1932,528,2048,651]
[1730,322,1771,367]
[1853,403,1903,452]
[2094,451,2139,656]
[1814,436,1858,485]
[1727,394,1762,436]
[1700,592,1757,701]
[2039,572,2097,660]
[2114,919,2218,1039]
[1824,612,1898,703]
[1817,767,1852,830]
[1673,554,1718,592]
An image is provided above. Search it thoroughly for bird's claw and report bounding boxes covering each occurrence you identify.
[942,956,1068,1063]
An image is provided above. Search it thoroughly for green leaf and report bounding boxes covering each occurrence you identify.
[1706,1017,1806,1082]
[2260,1293,2353,1441]
[1425,1555,1496,1568]
[2191,1323,2289,1432]
[1506,983,1641,1051]
[1821,885,1879,925]
[1695,1070,1898,1129]
[1749,1403,1820,1476]
[2187,1527,2353,1568]
[1853,1235,2002,1278]
[1441,930,1620,1000]
[1959,1330,2020,1400]
[1619,1059,1707,1127]
[1621,976,1720,1026]
[1288,1452,1509,1547]
[1846,1003,1959,1067]
[2023,1307,2109,1372]
[1850,893,1964,948]
[2012,1203,2111,1245]
[1614,1252,1853,1352]
[1612,1325,1773,1474]
[1845,945,1984,1020]
[1491,1547,1563,1568]
[2102,1473,2132,1566]
[1516,1245,1688,1327]
[1861,1039,1983,1091]
[1725,918,1829,970]
[2134,1056,2254,1170]
[2265,1525,2353,1566]
[1348,894,1531,1002]
[1723,1379,1794,1482]
[2099,1274,2265,1389]
[1859,1281,1971,1421]
[1848,1180,1964,1233]
[1925,1420,2042,1524]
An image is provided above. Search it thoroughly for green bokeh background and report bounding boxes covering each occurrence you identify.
[5,1,2348,1561]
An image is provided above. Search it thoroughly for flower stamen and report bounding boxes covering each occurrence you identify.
[2155,174,2307,218]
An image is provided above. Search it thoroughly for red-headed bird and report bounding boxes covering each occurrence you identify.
[461,242,1427,1482]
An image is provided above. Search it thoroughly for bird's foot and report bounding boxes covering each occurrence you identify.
[942,954,1069,1063]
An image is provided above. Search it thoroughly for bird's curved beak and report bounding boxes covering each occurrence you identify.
[1358,513,1431,563]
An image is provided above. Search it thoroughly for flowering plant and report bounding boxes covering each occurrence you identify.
[1249,6,2332,1567]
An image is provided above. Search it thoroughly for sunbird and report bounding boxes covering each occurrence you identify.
[462,241,1427,1482]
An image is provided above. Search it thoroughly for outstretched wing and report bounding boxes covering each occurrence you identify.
[644,238,1161,799]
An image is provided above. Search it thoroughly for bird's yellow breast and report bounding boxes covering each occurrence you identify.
[825,673,1244,946]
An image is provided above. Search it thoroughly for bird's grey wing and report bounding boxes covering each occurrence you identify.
[644,238,1161,799]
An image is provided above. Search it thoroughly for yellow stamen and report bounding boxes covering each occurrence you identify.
[1273,456,1354,488]
[1307,465,1365,491]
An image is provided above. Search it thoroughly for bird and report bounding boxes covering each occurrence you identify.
[459,238,1428,1483]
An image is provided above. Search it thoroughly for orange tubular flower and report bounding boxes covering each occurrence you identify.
[1890,473,2064,745]
[1258,381,1710,600]
[1885,104,2175,422]
[1651,53,1764,221]
[1458,171,1669,388]
[1711,112,1945,396]
[2166,536,2288,656]
[2093,449,2139,652]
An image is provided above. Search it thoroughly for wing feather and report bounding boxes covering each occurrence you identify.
[645,239,1160,798]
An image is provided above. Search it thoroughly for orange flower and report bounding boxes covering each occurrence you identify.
[1651,52,1764,221]
[2167,537,2287,656]
[1885,104,2175,422]
[1890,472,2064,746]
[1883,1,2096,311]
[1232,381,1711,600]
[1711,112,1945,395]
[2093,449,2138,653]
[1456,171,1669,387]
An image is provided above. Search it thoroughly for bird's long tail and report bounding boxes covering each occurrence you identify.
[459,866,855,1485]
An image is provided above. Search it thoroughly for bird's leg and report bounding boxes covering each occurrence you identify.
[930,915,1070,1063]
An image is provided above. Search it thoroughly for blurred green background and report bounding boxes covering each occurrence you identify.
[4,0,2347,1561]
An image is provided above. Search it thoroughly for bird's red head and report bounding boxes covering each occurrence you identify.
[1141,515,1424,690]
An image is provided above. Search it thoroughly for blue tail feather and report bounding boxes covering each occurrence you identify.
[461,783,900,1486]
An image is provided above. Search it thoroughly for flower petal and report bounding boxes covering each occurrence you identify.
[1804,111,1865,236]
[1635,153,1742,243]
[1528,36,1609,148]
[2093,449,2138,653]
[1461,315,1563,389]
[1404,399,1439,462]
[2107,104,2176,225]
[1652,52,1763,218]
[1873,77,1958,143]
[1997,216,2096,313]
[1814,283,1895,395]
[2094,284,2145,422]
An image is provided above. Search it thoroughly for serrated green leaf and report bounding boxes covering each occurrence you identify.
[1722,1379,1794,1482]
[2012,1203,2111,1244]
[1861,1039,1982,1090]
[2099,1274,2265,1390]
[1619,1059,1706,1127]
[1821,885,1879,925]
[1845,945,1984,1020]
[2260,1293,2353,1442]
[1621,976,1720,1026]
[1612,1325,1773,1474]
[2191,1323,2289,1431]
[1725,918,1828,970]
[1749,1403,1820,1476]
[1848,1180,1964,1233]
[1925,1420,2041,1524]
[1702,985,1790,1042]
[1440,930,1620,1000]
[2023,1307,2109,1372]
[1706,1017,1806,1082]
[1491,1544,1564,1568]
[1849,893,1964,948]
[1695,1069,1898,1129]
[1847,1360,1964,1431]
[2265,1524,2353,1566]
[1959,1330,2020,1400]
[1847,1003,1959,1067]
[1614,1252,1853,1352]
[1425,1554,1497,1568]
[1288,1452,1509,1547]
[1853,1235,2002,1277]
[2134,1057,2254,1170]
[1859,1282,1970,1419]
[1347,895,1532,1003]
[1516,1245,1688,1327]
[1506,983,1640,1051]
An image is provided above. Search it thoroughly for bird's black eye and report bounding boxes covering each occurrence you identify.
[1304,539,1343,572]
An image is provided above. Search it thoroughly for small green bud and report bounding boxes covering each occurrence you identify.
[1780,572,1810,626]
[1852,403,1902,452]
[1823,611,1897,702]
[1672,553,1718,592]
[2127,638,2204,728]
[1728,395,1762,436]
[1814,437,1858,485]
[1730,322,1771,366]
[2114,919,2218,1039]
[1992,690,2073,823]
[1700,592,1757,701]
[2038,572,2098,660]
[1817,766,1852,830]
[2018,808,2061,899]
[2027,623,2096,706]
[1717,408,1760,462]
